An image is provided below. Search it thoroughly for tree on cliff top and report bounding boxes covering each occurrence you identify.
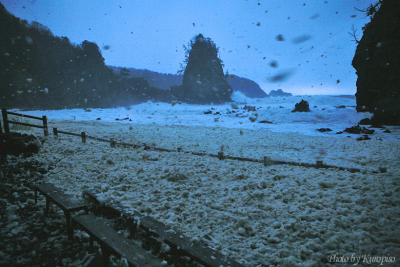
[172,34,232,103]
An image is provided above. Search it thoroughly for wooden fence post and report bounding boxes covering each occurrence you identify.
[218,145,224,160]
[42,116,48,136]
[316,160,324,167]
[81,132,86,143]
[2,109,9,134]
[0,119,2,134]
[263,156,271,166]
[110,139,116,148]
[53,127,58,137]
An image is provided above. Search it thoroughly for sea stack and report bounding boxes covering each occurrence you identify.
[172,34,232,104]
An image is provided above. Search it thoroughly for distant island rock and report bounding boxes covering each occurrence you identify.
[110,67,268,98]
[268,89,292,97]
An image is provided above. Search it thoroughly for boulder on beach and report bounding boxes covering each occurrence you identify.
[344,125,374,135]
[258,119,273,124]
[292,99,310,112]
[317,128,332,132]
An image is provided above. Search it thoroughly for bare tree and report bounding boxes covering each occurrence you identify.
[354,0,382,17]
[348,25,360,44]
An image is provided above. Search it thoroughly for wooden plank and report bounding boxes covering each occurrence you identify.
[116,141,136,148]
[140,216,242,267]
[2,109,10,134]
[37,183,86,211]
[6,111,43,120]
[57,130,82,137]
[73,214,165,267]
[225,155,260,163]
[87,135,109,143]
[42,116,49,136]
[8,120,44,129]
[81,132,87,143]
[191,151,207,156]
[153,147,173,152]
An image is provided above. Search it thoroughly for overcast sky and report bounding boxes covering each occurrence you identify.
[1,0,376,95]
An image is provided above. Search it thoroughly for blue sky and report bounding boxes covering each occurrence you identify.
[1,0,376,95]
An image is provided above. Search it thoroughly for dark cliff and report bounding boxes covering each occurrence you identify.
[0,3,163,109]
[352,0,400,124]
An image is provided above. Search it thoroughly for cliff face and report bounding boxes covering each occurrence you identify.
[352,0,400,124]
[172,34,233,103]
[226,75,267,98]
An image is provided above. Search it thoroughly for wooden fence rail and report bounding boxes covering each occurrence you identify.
[1,108,363,173]
[56,130,363,173]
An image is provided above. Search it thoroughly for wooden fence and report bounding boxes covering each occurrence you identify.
[1,108,362,173]
[2,109,48,136]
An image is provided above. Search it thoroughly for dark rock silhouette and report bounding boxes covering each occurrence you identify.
[172,34,233,103]
[357,135,371,141]
[292,100,310,112]
[352,0,400,125]
[359,118,372,125]
[258,120,273,124]
[268,89,292,97]
[317,128,332,132]
[344,125,374,135]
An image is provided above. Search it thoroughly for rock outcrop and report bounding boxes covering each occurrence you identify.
[352,0,400,124]
[172,34,233,103]
[292,100,310,112]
